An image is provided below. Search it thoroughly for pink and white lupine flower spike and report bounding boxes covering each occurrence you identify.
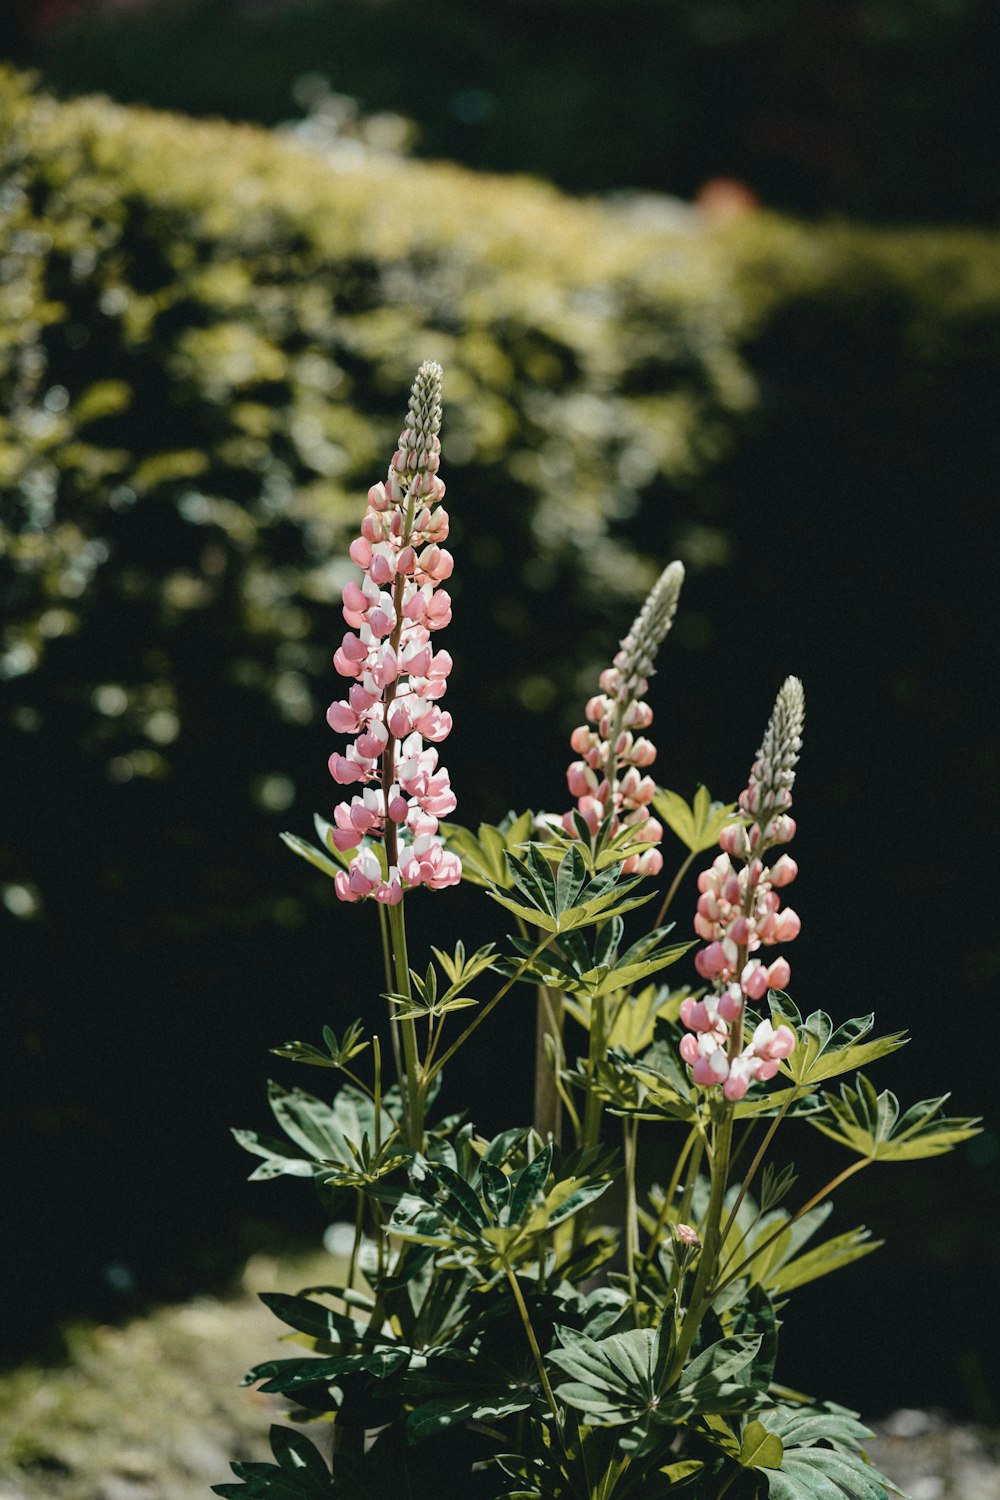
[682,677,804,1098]
[326,362,461,903]
[563,560,684,875]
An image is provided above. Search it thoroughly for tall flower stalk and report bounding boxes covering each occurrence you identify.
[326,362,460,1145]
[679,675,803,1101]
[669,677,804,1382]
[537,562,685,1144]
[564,559,684,876]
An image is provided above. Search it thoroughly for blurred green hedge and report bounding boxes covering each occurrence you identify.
[2,69,999,1389]
[3,64,999,817]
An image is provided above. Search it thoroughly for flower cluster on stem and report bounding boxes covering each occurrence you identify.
[327,362,461,903]
[680,676,804,1100]
[563,561,684,875]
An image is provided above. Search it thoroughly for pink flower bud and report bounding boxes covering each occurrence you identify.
[766,956,791,989]
[695,942,728,979]
[387,702,413,739]
[728,916,751,946]
[326,701,359,734]
[770,854,798,887]
[740,961,770,1001]
[772,908,801,944]
[679,1034,700,1065]
[718,986,744,1021]
[361,511,384,542]
[340,632,367,663]
[329,753,366,785]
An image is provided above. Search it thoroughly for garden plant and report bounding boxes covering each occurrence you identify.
[216,363,979,1500]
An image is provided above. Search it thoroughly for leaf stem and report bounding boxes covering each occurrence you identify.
[582,991,608,1152]
[427,933,557,1081]
[387,897,423,1151]
[711,1156,871,1297]
[653,847,697,930]
[623,1115,640,1316]
[639,1125,698,1272]
[718,1091,800,1252]
[377,901,404,1092]
[666,1105,734,1386]
[502,1259,565,1449]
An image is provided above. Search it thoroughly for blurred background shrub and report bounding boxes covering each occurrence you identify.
[3,0,999,223]
[1,60,998,1418]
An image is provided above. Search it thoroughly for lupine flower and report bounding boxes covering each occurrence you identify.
[327,362,461,904]
[563,561,684,875]
[680,677,804,1100]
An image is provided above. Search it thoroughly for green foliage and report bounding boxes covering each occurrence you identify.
[489,845,655,934]
[652,787,737,856]
[771,998,909,1088]
[808,1075,982,1163]
[439,813,535,889]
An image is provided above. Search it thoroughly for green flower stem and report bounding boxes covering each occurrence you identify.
[652,847,697,930]
[387,897,423,1151]
[348,1190,363,1292]
[718,1089,800,1252]
[623,1114,640,1315]
[639,1125,698,1273]
[666,1105,735,1387]
[377,900,404,1092]
[427,932,557,1082]
[519,913,565,1145]
[711,1156,871,1298]
[502,1259,565,1448]
[582,991,608,1152]
[533,980,565,1144]
[677,1129,706,1226]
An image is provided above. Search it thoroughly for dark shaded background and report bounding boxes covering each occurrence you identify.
[2,0,999,1426]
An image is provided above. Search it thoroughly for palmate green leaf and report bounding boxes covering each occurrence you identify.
[439,812,534,888]
[431,940,498,991]
[808,1073,982,1162]
[549,1326,663,1425]
[766,1446,893,1500]
[771,997,908,1088]
[550,1323,763,1431]
[764,1226,882,1295]
[490,844,654,933]
[760,1401,875,1454]
[585,941,691,1000]
[271,1020,368,1070]
[268,1081,354,1161]
[671,1333,763,1416]
[424,1159,490,1235]
[652,785,737,854]
[608,984,682,1053]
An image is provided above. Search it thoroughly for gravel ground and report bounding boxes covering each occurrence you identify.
[1,1260,996,1499]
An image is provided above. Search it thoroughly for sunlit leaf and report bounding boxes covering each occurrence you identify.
[652,785,737,854]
